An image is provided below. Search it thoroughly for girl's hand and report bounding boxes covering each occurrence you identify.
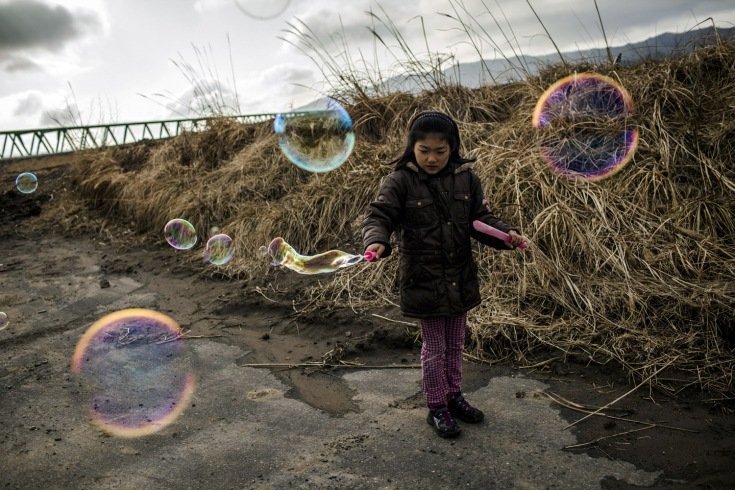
[506,230,527,249]
[365,243,385,259]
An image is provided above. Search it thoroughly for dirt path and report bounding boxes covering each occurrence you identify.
[1,158,734,489]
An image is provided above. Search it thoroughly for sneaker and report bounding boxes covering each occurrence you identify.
[426,408,461,438]
[448,394,484,423]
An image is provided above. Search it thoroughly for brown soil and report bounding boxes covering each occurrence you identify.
[1,155,734,489]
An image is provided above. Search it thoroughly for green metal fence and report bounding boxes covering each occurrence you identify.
[0,113,279,160]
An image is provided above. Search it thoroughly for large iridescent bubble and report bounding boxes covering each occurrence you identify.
[71,309,195,437]
[274,98,356,173]
[532,72,638,181]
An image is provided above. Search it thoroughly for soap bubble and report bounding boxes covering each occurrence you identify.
[71,309,195,437]
[274,98,355,173]
[15,172,38,194]
[532,72,638,181]
[234,0,290,20]
[257,245,268,258]
[164,219,197,250]
[0,312,8,330]
[204,233,234,266]
[267,237,364,274]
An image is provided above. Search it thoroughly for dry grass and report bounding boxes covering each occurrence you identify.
[71,41,735,396]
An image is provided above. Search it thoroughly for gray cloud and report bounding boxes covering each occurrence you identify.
[165,79,241,117]
[39,102,82,127]
[0,0,101,50]
[0,0,102,72]
[2,55,41,72]
[285,1,417,50]
[260,65,316,85]
[12,92,43,116]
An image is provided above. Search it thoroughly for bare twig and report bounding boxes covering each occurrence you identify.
[563,425,656,450]
[593,0,613,65]
[525,0,567,68]
[540,390,698,433]
[564,359,677,430]
[253,286,280,303]
[371,313,417,326]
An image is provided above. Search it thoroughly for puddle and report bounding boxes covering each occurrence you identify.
[281,369,360,417]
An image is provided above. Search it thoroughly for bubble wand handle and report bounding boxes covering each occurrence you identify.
[472,220,528,249]
[363,250,378,262]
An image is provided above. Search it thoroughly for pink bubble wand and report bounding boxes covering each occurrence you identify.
[472,220,528,249]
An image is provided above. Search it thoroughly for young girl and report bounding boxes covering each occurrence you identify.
[362,111,525,438]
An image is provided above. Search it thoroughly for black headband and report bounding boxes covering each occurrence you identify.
[409,111,458,131]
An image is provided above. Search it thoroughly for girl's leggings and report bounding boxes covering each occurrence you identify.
[420,312,467,409]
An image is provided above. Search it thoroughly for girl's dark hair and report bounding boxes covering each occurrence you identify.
[391,110,475,169]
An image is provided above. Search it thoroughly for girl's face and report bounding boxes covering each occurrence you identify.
[413,134,450,175]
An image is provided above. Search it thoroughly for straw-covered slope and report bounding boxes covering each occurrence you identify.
[72,41,735,395]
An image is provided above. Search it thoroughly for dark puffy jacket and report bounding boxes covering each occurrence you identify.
[362,161,517,318]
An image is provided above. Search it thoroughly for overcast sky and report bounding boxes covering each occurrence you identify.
[0,0,733,131]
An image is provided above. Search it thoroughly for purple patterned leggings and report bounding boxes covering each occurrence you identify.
[420,313,467,409]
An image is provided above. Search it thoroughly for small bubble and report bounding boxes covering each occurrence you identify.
[164,219,197,250]
[234,0,290,20]
[0,312,8,330]
[204,234,234,266]
[15,172,38,194]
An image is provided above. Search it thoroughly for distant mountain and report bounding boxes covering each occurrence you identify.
[383,25,735,91]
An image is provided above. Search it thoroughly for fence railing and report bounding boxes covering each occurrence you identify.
[0,113,280,160]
